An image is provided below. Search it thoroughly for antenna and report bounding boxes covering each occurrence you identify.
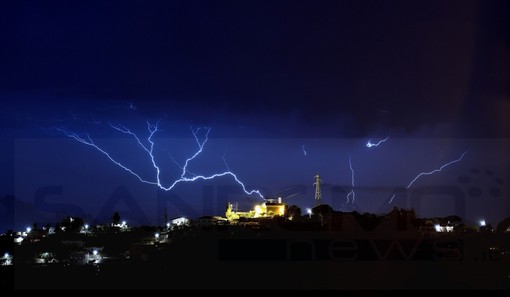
[313,173,322,206]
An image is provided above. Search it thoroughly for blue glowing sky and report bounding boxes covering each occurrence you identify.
[1,0,509,232]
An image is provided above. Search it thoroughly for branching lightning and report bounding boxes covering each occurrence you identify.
[346,155,355,203]
[168,152,197,177]
[366,135,390,148]
[222,151,231,172]
[388,151,467,204]
[58,121,264,199]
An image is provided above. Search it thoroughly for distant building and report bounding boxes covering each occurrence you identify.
[34,252,58,264]
[194,216,228,228]
[377,207,417,234]
[417,220,437,236]
[1,253,13,266]
[14,235,24,244]
[264,201,286,217]
[225,199,287,222]
[170,217,190,229]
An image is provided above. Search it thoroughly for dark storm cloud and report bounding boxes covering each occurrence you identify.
[2,0,508,137]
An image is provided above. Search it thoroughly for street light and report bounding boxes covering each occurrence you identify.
[306,208,312,218]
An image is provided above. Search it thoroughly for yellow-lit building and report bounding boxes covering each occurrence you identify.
[264,202,286,217]
[225,199,286,222]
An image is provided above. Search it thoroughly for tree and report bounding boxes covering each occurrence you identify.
[285,205,301,220]
[480,223,493,233]
[496,217,510,233]
[60,216,84,232]
[444,215,462,225]
[112,211,120,225]
[312,204,333,216]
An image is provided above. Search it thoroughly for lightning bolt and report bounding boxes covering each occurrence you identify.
[222,151,231,172]
[388,151,467,204]
[388,193,396,204]
[405,151,467,188]
[57,121,264,199]
[346,155,355,203]
[302,145,307,156]
[366,135,390,148]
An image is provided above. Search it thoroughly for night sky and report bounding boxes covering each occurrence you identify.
[1,0,509,232]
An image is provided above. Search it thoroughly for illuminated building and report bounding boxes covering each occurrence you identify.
[225,198,287,222]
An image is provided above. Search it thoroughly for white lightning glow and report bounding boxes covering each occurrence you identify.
[405,152,467,189]
[346,155,355,203]
[388,193,396,204]
[302,145,307,156]
[366,135,389,148]
[58,121,263,199]
[388,151,466,204]
[222,151,231,172]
